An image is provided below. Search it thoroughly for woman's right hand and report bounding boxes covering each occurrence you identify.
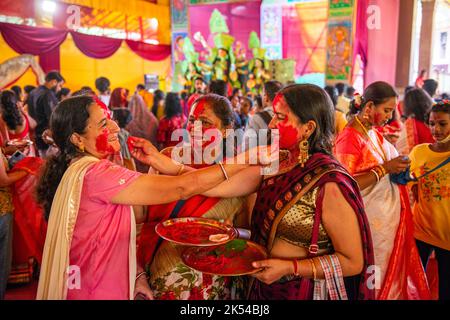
[129,137,159,166]
[129,137,184,175]
[382,156,411,174]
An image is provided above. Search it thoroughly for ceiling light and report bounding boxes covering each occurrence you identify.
[42,1,56,13]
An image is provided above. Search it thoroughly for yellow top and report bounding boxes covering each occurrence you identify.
[335,110,348,135]
[409,144,450,250]
[138,89,154,110]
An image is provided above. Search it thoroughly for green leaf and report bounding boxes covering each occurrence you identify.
[225,239,247,252]
[182,273,194,283]
[176,264,191,273]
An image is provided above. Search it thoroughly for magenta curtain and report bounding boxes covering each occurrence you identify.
[70,32,123,58]
[353,0,369,84]
[0,23,67,72]
[0,22,171,73]
[125,40,171,61]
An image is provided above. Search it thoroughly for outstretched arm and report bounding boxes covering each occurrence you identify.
[202,166,263,198]
[111,162,250,206]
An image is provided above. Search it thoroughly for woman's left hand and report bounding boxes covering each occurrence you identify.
[251,259,293,285]
[134,276,154,300]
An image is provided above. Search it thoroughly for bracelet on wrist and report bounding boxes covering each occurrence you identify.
[308,259,317,280]
[218,162,229,180]
[370,169,380,183]
[292,259,300,277]
[136,271,148,281]
[176,164,185,176]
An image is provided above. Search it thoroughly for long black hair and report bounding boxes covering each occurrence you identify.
[0,90,24,130]
[348,81,398,116]
[278,84,335,155]
[404,88,433,123]
[190,94,236,159]
[164,92,183,119]
[151,90,165,117]
[36,95,94,219]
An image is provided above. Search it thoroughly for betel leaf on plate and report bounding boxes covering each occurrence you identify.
[211,239,248,258]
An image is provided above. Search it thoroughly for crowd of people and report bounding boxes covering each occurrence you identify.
[0,69,448,301]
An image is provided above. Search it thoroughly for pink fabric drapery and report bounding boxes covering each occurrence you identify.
[0,23,67,72]
[352,0,369,85]
[71,32,123,59]
[0,22,171,72]
[281,2,328,77]
[125,40,171,61]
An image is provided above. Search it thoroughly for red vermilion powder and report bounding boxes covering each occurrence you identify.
[183,244,265,275]
[159,221,226,244]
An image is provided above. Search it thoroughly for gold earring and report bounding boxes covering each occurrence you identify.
[76,144,85,153]
[298,138,310,167]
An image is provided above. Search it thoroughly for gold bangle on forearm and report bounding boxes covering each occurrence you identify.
[308,259,317,280]
[136,271,148,281]
[218,162,229,180]
[176,164,185,175]
[377,165,387,177]
[370,169,380,183]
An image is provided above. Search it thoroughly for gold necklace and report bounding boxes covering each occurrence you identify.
[354,115,388,162]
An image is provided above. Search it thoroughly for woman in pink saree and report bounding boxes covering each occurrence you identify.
[35,95,252,300]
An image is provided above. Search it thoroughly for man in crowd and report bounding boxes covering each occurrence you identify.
[95,76,111,106]
[27,71,65,158]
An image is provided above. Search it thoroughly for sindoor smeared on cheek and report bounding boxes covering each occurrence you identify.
[95,129,115,154]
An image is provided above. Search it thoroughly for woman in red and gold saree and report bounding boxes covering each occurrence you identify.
[202,84,376,300]
[138,94,250,300]
[397,88,434,155]
[10,157,46,277]
[334,81,431,300]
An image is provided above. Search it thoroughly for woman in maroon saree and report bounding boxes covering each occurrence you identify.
[202,84,375,300]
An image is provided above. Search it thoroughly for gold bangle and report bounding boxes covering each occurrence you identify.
[309,259,317,280]
[370,169,380,182]
[136,271,148,281]
[218,162,229,180]
[176,164,184,175]
[378,165,387,177]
